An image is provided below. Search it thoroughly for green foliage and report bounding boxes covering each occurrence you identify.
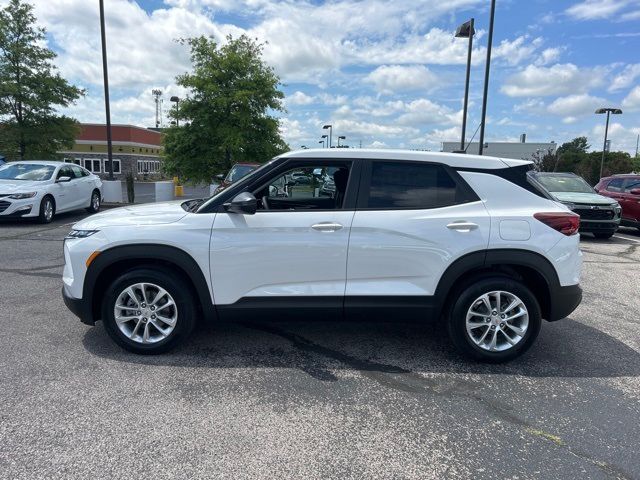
[555,137,634,184]
[530,148,558,172]
[0,0,84,160]
[163,35,289,183]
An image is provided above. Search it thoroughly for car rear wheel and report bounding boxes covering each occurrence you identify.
[447,277,541,362]
[102,268,196,354]
[38,196,55,224]
[593,232,614,239]
[86,190,101,213]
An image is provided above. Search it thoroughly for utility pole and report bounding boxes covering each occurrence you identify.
[99,0,114,180]
[152,89,163,128]
[478,0,496,155]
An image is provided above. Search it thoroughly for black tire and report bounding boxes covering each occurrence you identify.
[38,195,55,224]
[593,232,614,239]
[86,189,101,213]
[447,276,542,363]
[101,268,196,354]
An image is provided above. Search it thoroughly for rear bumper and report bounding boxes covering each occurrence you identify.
[62,287,95,325]
[547,284,582,321]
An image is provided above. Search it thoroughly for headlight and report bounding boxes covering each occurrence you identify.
[613,203,622,214]
[66,229,99,239]
[8,192,36,199]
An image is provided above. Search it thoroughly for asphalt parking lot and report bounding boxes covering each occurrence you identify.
[1,212,639,480]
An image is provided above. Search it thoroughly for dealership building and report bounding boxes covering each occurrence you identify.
[59,123,164,179]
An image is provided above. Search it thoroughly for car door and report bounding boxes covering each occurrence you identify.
[71,165,94,208]
[209,159,358,317]
[603,178,630,220]
[53,165,78,212]
[345,160,490,316]
[622,177,640,223]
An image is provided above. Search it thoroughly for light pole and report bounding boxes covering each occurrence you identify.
[323,124,332,148]
[99,0,114,180]
[478,0,496,155]
[337,135,346,147]
[455,18,475,152]
[170,96,180,127]
[319,140,325,148]
[595,108,622,179]
[321,134,328,148]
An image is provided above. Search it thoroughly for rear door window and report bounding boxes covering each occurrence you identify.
[606,178,624,192]
[361,161,477,209]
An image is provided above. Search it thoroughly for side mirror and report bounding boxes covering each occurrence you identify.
[56,176,71,183]
[630,188,640,196]
[215,174,225,181]
[224,192,257,215]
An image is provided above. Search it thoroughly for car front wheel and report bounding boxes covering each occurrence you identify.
[102,268,196,354]
[38,196,55,224]
[447,277,542,362]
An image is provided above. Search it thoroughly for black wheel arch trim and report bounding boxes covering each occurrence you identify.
[81,244,215,325]
[433,248,577,321]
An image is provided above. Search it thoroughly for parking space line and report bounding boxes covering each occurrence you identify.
[614,234,640,244]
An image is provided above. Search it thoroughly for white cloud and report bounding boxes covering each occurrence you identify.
[285,91,315,106]
[493,36,543,66]
[591,122,640,152]
[365,65,439,94]
[622,86,640,111]
[501,63,606,97]
[547,94,607,119]
[535,47,562,66]
[609,64,640,92]
[565,0,638,20]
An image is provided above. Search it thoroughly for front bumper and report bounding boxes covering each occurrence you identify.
[547,284,582,321]
[0,196,37,217]
[62,287,95,325]
[578,219,620,233]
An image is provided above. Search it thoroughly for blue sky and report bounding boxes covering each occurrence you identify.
[20,0,640,152]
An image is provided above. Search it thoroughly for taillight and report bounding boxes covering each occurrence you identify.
[534,212,580,236]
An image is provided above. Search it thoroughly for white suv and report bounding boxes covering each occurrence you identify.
[62,149,582,362]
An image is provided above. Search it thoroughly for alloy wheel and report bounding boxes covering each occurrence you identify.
[44,200,53,221]
[92,192,100,211]
[114,282,178,344]
[465,290,529,352]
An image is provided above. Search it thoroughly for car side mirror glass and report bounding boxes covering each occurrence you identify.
[630,188,640,196]
[224,192,257,215]
[56,176,72,183]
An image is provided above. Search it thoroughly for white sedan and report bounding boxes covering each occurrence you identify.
[0,161,103,223]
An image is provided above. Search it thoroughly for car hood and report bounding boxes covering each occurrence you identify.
[0,179,48,192]
[551,192,617,205]
[73,201,189,229]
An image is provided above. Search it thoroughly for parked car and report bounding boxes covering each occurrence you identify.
[528,171,621,239]
[62,149,582,362]
[595,174,640,231]
[212,162,259,195]
[0,161,102,223]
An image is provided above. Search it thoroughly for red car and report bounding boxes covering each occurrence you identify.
[213,162,260,195]
[595,174,640,231]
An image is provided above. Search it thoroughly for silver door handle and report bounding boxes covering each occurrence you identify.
[311,222,343,232]
[447,221,478,232]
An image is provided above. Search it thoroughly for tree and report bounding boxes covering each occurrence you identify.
[0,0,84,160]
[556,136,589,156]
[530,147,558,172]
[163,35,289,183]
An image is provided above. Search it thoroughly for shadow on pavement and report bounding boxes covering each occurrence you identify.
[82,316,640,380]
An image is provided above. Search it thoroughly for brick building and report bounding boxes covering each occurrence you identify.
[59,124,164,180]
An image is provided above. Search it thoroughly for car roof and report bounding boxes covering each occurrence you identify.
[278,148,532,170]
[7,160,65,167]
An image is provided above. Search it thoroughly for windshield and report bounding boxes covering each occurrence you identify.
[0,164,56,181]
[225,164,257,183]
[535,175,594,194]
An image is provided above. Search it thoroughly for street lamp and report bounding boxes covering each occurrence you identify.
[478,0,496,155]
[170,96,180,127]
[98,0,114,180]
[319,140,325,148]
[595,108,623,179]
[337,135,346,147]
[323,124,332,148]
[455,18,475,152]
[321,134,328,148]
